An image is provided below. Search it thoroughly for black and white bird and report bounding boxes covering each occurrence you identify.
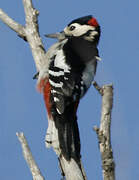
[37,15,101,161]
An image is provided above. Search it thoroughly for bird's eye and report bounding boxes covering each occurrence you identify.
[69,25,76,31]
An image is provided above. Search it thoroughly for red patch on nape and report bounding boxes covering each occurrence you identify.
[87,18,99,27]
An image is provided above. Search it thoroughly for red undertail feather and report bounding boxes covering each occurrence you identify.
[37,78,52,117]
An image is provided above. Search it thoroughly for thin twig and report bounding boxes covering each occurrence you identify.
[93,81,115,180]
[92,81,103,95]
[16,132,45,180]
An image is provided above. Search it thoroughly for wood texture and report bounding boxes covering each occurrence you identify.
[93,81,115,180]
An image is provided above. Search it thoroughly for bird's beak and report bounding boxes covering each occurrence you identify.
[45,31,66,41]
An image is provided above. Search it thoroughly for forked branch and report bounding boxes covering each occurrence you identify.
[0,0,86,179]
[0,1,115,179]
[0,0,46,71]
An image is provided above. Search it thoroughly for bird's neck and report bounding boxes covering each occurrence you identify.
[63,37,98,70]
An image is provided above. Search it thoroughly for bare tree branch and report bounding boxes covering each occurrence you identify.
[0,2,116,179]
[0,0,46,71]
[93,81,115,180]
[16,132,45,180]
[0,8,26,39]
[59,156,87,180]
[0,1,87,179]
[22,0,46,71]
[93,81,103,95]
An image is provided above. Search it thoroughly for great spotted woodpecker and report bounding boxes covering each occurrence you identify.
[37,15,101,161]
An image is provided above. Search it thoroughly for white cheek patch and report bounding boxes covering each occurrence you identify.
[54,49,71,73]
[64,23,95,37]
[84,30,98,41]
[90,31,98,37]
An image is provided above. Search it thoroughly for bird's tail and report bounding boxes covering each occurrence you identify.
[53,102,81,161]
[45,111,81,161]
[37,78,81,161]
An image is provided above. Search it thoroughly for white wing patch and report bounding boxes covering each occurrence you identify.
[49,79,63,88]
[49,69,64,76]
[54,97,59,102]
[54,49,71,73]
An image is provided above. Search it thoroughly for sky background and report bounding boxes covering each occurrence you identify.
[0,0,139,179]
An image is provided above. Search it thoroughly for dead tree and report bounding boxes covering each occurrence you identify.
[0,1,115,179]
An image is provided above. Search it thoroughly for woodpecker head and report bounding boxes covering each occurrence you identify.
[64,15,100,43]
[45,15,100,44]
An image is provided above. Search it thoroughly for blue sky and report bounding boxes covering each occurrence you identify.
[0,0,139,179]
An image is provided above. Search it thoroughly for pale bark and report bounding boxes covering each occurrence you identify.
[0,1,86,179]
[93,81,115,180]
[59,157,87,180]
[0,8,26,38]
[22,0,46,71]
[16,133,45,180]
[0,1,115,179]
